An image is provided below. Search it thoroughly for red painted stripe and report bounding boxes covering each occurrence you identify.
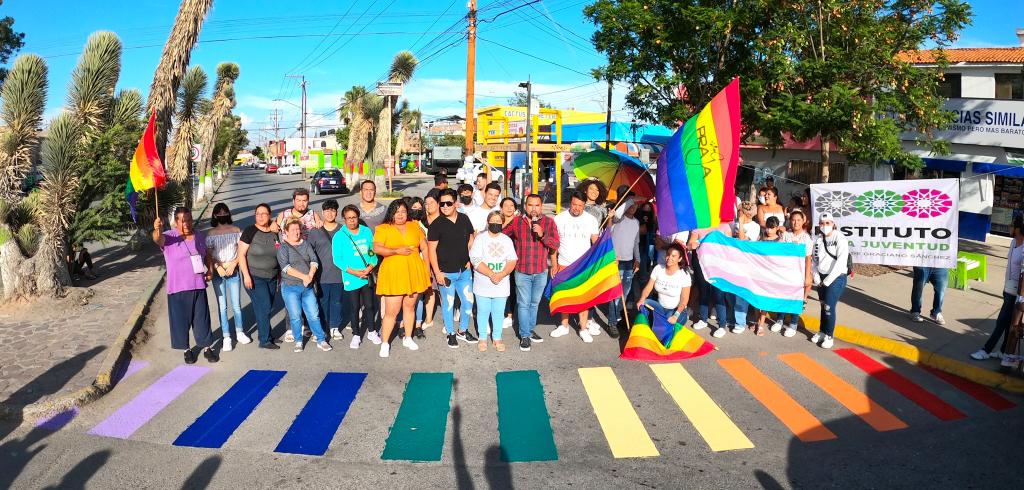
[834,348,967,422]
[921,366,1017,412]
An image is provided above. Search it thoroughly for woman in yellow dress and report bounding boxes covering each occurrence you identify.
[373,199,430,358]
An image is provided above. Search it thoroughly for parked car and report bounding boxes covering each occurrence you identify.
[255,160,267,170]
[309,169,348,195]
[456,160,502,184]
[265,162,279,173]
[277,162,301,175]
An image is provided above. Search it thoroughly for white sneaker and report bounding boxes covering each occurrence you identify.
[991,351,1004,360]
[551,325,571,338]
[712,328,727,338]
[769,321,783,333]
[350,335,361,349]
[318,341,333,352]
[580,330,594,343]
[731,325,745,334]
[222,337,233,352]
[931,313,946,325]
[293,341,303,353]
[236,330,252,344]
[810,332,822,344]
[366,331,383,345]
[709,314,717,321]
[970,349,990,360]
[820,335,834,349]
[783,327,797,338]
[503,317,513,330]
[587,319,601,336]
[402,337,419,351]
[331,328,342,339]
[911,313,924,323]
[692,320,708,330]
[379,343,390,358]
[285,331,295,343]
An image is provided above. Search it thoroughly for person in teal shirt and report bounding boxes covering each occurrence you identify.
[333,204,380,349]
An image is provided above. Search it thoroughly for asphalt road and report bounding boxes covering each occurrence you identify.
[2,168,1022,489]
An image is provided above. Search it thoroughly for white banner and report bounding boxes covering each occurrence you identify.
[811,179,959,268]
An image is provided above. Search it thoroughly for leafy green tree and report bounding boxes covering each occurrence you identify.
[433,134,465,148]
[586,0,972,180]
[507,90,551,109]
[0,0,25,85]
[335,124,350,150]
[251,146,264,159]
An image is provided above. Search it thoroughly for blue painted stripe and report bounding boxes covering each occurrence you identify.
[173,370,286,449]
[701,231,808,257]
[274,372,367,456]
[709,279,806,314]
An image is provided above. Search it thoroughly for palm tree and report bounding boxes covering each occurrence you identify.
[34,113,82,295]
[110,88,143,129]
[166,66,207,190]
[340,85,367,183]
[372,51,418,189]
[195,62,239,203]
[67,31,121,140]
[0,54,47,203]
[145,0,214,158]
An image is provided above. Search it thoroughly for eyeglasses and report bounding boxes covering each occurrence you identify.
[439,201,455,208]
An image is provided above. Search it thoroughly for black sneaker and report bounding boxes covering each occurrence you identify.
[519,337,531,351]
[259,342,281,350]
[457,330,479,343]
[530,332,544,343]
[414,327,425,339]
[203,348,220,363]
[447,334,459,348]
[183,348,198,364]
[608,325,620,339]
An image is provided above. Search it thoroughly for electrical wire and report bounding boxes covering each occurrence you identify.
[477,36,594,77]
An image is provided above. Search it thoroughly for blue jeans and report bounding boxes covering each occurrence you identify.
[318,282,345,329]
[247,275,277,345]
[723,293,749,328]
[212,271,243,336]
[643,299,688,324]
[476,296,507,341]
[911,267,949,316]
[439,269,474,335]
[818,274,848,337]
[515,271,548,339]
[984,292,1015,354]
[608,261,636,327]
[282,284,327,343]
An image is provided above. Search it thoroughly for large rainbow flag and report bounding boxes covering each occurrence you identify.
[620,311,715,361]
[544,231,622,315]
[126,110,166,221]
[656,78,741,235]
[696,231,807,314]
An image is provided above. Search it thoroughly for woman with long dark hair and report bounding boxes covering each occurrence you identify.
[373,199,431,358]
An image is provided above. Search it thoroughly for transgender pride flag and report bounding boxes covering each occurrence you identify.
[696,231,807,314]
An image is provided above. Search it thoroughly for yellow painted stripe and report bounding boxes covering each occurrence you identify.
[650,363,754,452]
[578,367,660,458]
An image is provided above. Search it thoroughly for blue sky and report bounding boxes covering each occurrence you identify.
[4,0,1023,145]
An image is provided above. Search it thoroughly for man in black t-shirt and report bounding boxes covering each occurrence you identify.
[428,188,479,347]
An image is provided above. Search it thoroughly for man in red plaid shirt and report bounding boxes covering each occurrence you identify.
[503,193,560,351]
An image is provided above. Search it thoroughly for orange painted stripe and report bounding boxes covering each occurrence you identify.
[778,353,908,432]
[718,358,837,442]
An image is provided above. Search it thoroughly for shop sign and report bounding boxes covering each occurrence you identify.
[376,82,403,97]
[811,179,959,268]
[477,143,570,152]
[931,98,1024,147]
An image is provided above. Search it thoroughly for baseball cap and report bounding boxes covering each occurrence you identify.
[818,213,834,223]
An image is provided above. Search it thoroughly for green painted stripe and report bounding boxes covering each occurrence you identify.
[381,372,454,461]
[681,120,712,227]
[496,370,559,462]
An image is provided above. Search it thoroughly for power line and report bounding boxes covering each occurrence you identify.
[477,36,594,77]
[296,0,402,74]
[281,1,360,76]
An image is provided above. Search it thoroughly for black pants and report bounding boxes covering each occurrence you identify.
[168,289,213,350]
[346,285,377,337]
[984,292,1015,354]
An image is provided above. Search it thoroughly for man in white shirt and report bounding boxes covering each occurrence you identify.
[468,182,502,232]
[607,196,642,338]
[551,191,601,343]
[472,172,487,207]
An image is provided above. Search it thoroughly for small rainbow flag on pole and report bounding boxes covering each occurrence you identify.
[544,231,622,315]
[620,311,715,362]
[126,110,166,221]
[656,78,741,235]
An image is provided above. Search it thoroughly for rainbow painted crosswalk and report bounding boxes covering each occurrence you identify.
[66,348,1018,461]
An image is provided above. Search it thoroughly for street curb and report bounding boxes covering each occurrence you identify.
[0,176,229,424]
[800,315,1024,394]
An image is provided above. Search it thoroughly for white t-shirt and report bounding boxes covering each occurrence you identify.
[732,221,761,241]
[468,204,497,232]
[784,231,814,257]
[472,188,485,207]
[554,210,600,266]
[650,264,692,309]
[469,232,518,297]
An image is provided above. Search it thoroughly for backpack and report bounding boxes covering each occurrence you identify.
[822,238,854,277]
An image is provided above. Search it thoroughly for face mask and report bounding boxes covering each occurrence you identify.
[488,223,503,234]
[757,196,766,205]
[460,195,473,205]
[410,209,424,221]
[820,225,834,235]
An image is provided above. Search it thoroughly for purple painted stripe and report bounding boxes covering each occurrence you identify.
[89,365,210,439]
[118,360,150,382]
[35,407,79,431]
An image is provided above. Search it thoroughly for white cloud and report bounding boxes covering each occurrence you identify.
[238,112,252,128]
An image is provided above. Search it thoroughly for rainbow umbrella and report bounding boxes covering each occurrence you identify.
[572,149,655,201]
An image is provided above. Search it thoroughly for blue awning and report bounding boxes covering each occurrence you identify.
[557,122,673,145]
[921,158,967,172]
[972,162,1024,178]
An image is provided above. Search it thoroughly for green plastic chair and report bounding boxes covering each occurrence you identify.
[950,251,986,290]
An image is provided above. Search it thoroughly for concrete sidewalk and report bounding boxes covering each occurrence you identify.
[797,235,1024,392]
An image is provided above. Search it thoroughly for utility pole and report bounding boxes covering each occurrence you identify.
[605,77,613,150]
[287,74,307,177]
[269,110,281,166]
[465,0,477,158]
[519,77,533,198]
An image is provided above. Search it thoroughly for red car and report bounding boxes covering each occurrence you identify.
[265,162,279,173]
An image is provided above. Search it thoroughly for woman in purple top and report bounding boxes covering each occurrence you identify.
[152,207,219,364]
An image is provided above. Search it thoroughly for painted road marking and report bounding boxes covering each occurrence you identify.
[834,348,967,421]
[381,372,454,461]
[89,365,209,439]
[275,372,367,456]
[718,358,837,443]
[650,363,754,452]
[38,360,151,432]
[496,370,559,462]
[779,353,908,432]
[173,370,286,448]
[578,367,659,458]
[922,366,1017,411]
